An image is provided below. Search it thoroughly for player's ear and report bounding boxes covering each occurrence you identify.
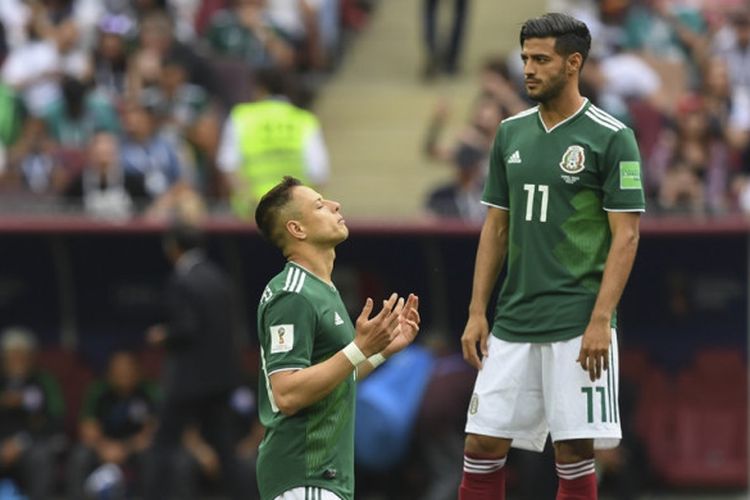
[286,219,307,240]
[567,53,582,75]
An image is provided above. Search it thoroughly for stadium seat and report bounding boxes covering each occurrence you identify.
[36,348,95,437]
[643,350,749,489]
[658,400,747,489]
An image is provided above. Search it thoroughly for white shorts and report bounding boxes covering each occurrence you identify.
[274,487,342,500]
[465,330,621,452]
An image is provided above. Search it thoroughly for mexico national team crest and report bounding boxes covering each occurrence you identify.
[560,145,586,174]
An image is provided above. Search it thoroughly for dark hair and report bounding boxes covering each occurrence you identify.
[520,13,591,68]
[482,56,511,80]
[255,176,303,248]
[163,221,204,253]
[255,67,288,97]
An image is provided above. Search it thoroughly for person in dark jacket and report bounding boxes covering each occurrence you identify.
[143,222,244,500]
[0,327,64,500]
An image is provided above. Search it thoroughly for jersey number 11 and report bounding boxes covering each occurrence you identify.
[523,184,549,222]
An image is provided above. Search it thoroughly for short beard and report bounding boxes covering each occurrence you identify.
[527,68,568,104]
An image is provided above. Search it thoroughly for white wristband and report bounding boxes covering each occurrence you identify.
[342,342,366,366]
[368,353,386,368]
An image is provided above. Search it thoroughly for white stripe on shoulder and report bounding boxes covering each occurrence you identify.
[585,111,620,132]
[294,271,306,293]
[501,106,539,123]
[480,200,509,210]
[284,268,300,292]
[589,105,626,129]
[282,268,294,291]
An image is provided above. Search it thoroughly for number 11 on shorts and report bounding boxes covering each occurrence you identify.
[581,386,618,424]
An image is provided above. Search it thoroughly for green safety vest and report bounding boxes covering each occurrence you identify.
[230,100,319,216]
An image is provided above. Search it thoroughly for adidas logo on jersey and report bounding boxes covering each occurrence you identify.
[334,312,345,326]
[507,150,522,164]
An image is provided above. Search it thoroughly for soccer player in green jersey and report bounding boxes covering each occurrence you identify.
[253,176,421,500]
[458,13,645,500]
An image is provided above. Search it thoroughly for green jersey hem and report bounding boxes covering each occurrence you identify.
[263,480,349,500]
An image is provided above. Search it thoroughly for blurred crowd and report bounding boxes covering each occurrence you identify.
[0,325,263,499]
[0,0,372,220]
[424,0,750,220]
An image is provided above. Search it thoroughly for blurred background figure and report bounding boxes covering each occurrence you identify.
[0,326,64,500]
[119,98,192,213]
[422,0,470,79]
[205,0,296,72]
[143,222,244,500]
[66,350,158,500]
[90,14,134,101]
[648,93,731,214]
[140,52,223,199]
[217,66,329,217]
[62,131,133,220]
[424,142,485,223]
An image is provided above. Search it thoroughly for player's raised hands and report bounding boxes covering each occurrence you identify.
[354,293,402,357]
[383,294,421,356]
[461,313,490,370]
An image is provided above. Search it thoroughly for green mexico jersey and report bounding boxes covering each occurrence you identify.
[483,99,645,342]
[256,262,356,500]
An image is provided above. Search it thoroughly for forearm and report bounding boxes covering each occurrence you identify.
[271,351,356,415]
[590,228,640,324]
[468,212,508,315]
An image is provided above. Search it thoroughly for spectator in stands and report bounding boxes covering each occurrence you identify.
[205,0,295,71]
[127,11,216,99]
[142,53,210,138]
[0,326,64,500]
[66,351,158,500]
[0,0,31,50]
[217,67,329,216]
[421,0,469,79]
[425,142,486,223]
[265,0,331,71]
[63,131,133,219]
[119,98,191,211]
[477,57,528,116]
[54,17,91,83]
[424,94,502,165]
[648,93,731,213]
[1,5,62,117]
[622,0,708,65]
[141,52,224,198]
[91,14,134,102]
[0,83,25,184]
[713,8,750,93]
[41,76,120,152]
[702,57,750,152]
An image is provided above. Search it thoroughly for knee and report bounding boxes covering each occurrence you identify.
[464,434,511,458]
[554,439,594,464]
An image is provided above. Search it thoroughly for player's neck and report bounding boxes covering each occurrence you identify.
[538,88,585,130]
[287,248,336,285]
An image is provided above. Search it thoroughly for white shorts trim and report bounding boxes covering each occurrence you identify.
[274,486,342,499]
[465,331,622,452]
